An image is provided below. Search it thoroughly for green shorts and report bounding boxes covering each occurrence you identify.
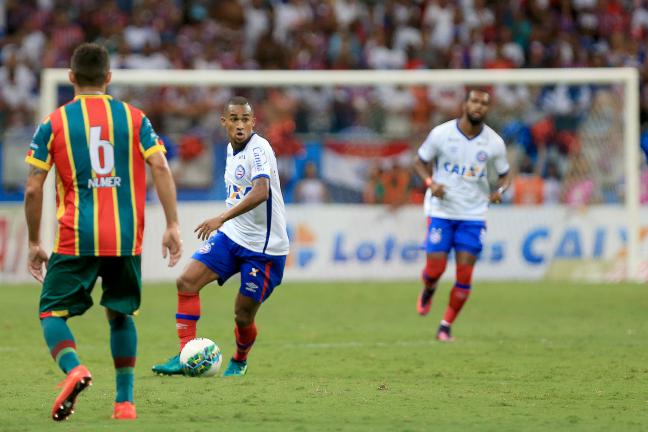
[39,253,142,319]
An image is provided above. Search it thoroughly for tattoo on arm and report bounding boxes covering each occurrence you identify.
[28,166,46,177]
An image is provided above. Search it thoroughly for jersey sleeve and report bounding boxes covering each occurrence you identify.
[139,115,166,159]
[25,118,54,171]
[492,136,510,175]
[417,127,440,162]
[249,143,272,181]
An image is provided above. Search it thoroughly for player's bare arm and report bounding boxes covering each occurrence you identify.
[195,176,270,241]
[147,151,182,267]
[24,165,49,282]
[489,171,512,204]
[413,154,445,198]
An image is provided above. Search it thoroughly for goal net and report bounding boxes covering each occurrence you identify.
[34,68,644,282]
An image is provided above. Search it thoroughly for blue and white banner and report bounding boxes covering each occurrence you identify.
[1,204,647,283]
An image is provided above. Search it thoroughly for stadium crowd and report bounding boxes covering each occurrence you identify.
[1,0,648,204]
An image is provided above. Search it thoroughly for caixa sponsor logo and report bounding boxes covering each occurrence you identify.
[521,226,629,265]
[333,233,505,264]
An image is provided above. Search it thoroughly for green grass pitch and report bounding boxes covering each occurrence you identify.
[1,280,647,431]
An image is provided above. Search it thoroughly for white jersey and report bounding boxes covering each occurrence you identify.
[219,133,290,256]
[418,119,509,221]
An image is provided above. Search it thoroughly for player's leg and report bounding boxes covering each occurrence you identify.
[223,253,286,377]
[99,256,142,420]
[39,254,97,421]
[417,217,452,316]
[106,309,137,420]
[175,260,219,351]
[153,232,236,375]
[223,292,261,377]
[150,259,219,375]
[437,221,485,341]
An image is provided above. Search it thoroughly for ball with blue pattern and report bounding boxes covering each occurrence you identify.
[180,338,222,377]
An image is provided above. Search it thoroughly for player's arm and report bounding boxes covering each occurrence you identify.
[489,171,512,204]
[195,177,269,241]
[147,151,182,267]
[489,137,512,204]
[24,166,49,282]
[413,155,445,199]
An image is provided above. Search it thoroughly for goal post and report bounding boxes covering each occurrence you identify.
[38,67,642,281]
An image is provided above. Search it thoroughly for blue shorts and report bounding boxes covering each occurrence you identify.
[191,232,286,303]
[425,217,486,256]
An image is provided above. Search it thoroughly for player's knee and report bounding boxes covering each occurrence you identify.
[176,274,199,293]
[424,257,447,282]
[234,308,254,328]
[456,263,474,285]
[234,313,254,328]
[105,308,126,322]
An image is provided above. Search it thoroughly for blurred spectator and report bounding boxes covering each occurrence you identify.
[0,0,645,204]
[363,163,385,204]
[382,162,411,207]
[125,41,171,69]
[543,161,562,205]
[561,153,596,207]
[423,0,456,51]
[294,162,329,204]
[123,10,160,51]
[512,155,544,205]
[0,51,36,115]
[365,30,406,70]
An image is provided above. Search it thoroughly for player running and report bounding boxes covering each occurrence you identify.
[413,88,511,342]
[152,96,289,377]
[24,43,182,421]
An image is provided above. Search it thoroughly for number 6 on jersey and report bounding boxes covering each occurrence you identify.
[89,126,114,175]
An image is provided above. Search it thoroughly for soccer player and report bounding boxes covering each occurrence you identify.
[23,43,182,421]
[152,96,289,377]
[413,88,511,341]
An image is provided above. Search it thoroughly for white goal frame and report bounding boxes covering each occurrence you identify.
[38,68,641,281]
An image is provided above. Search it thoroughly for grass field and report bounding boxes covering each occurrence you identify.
[1,280,647,431]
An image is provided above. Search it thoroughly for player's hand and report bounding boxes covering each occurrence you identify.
[27,242,48,283]
[162,224,183,267]
[194,215,226,241]
[489,191,503,204]
[429,182,445,199]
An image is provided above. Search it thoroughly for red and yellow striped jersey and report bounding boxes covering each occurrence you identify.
[25,94,166,256]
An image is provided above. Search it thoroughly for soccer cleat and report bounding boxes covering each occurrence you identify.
[417,288,434,316]
[436,323,454,342]
[151,354,184,376]
[112,401,137,420]
[51,364,92,421]
[222,358,247,377]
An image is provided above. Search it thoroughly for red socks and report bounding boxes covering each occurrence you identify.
[422,257,447,289]
[442,262,474,324]
[233,323,257,362]
[176,292,200,352]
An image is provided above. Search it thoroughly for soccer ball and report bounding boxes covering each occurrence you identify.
[179,337,222,377]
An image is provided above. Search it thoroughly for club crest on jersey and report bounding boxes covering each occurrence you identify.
[249,268,259,277]
[235,164,246,179]
[476,151,488,162]
[429,228,442,244]
[198,241,212,254]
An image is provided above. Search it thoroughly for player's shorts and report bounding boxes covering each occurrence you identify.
[425,217,486,256]
[39,253,142,318]
[191,231,286,303]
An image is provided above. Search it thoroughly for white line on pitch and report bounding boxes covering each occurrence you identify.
[275,340,438,349]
